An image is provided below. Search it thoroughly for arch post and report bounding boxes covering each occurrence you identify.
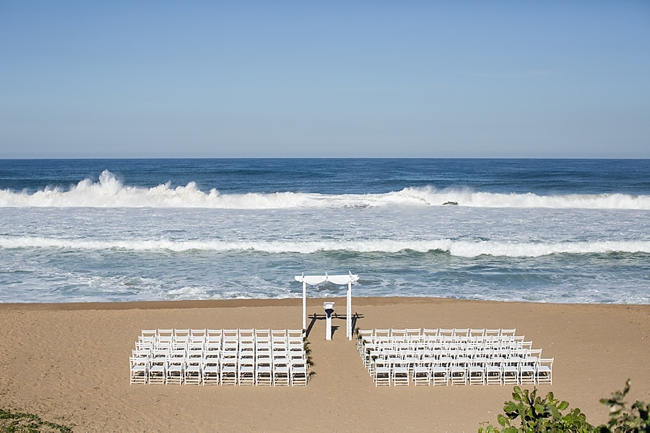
[346,280,352,340]
[302,280,307,333]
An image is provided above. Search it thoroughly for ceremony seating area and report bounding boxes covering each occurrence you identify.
[129,328,309,386]
[357,328,553,387]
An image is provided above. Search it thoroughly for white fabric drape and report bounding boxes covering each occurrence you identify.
[295,274,359,286]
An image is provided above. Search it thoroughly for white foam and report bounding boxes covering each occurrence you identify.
[166,286,210,299]
[0,170,649,209]
[1,236,649,257]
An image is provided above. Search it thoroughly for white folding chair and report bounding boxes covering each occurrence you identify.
[502,358,519,385]
[166,356,184,385]
[238,358,255,386]
[220,359,238,385]
[413,363,431,386]
[184,359,202,385]
[374,359,391,386]
[431,360,449,386]
[450,359,468,386]
[129,357,149,384]
[148,357,166,384]
[272,358,290,386]
[519,353,537,385]
[391,360,409,386]
[536,358,553,384]
[468,360,485,385]
[255,354,272,386]
[202,359,219,385]
[485,358,503,385]
[290,358,308,386]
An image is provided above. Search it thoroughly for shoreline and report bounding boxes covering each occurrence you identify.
[2,295,649,311]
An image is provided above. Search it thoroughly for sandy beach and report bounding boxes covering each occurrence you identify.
[0,297,648,433]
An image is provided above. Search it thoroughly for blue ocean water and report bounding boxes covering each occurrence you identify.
[0,158,649,304]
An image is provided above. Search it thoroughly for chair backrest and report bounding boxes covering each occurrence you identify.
[223,329,238,340]
[453,328,469,337]
[439,328,454,337]
[470,328,485,337]
[222,340,238,352]
[287,329,303,339]
[175,329,189,337]
[358,329,373,338]
[205,342,221,352]
[207,329,222,338]
[171,341,186,351]
[406,329,421,339]
[375,329,390,337]
[203,358,219,367]
[239,328,254,338]
[255,329,270,338]
[190,328,206,337]
[188,341,203,352]
[423,328,439,337]
[186,358,202,367]
[271,329,287,338]
[132,349,150,358]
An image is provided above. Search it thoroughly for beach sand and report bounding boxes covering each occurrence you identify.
[0,297,648,433]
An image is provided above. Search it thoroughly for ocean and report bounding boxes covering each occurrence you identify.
[0,158,648,304]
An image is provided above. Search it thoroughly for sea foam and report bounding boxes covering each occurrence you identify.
[0,170,649,209]
[1,236,649,257]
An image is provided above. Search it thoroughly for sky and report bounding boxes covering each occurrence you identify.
[0,1,649,158]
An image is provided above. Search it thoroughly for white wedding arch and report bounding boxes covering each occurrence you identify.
[294,272,359,340]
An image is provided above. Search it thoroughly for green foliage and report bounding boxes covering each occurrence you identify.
[479,386,594,433]
[0,408,72,433]
[479,381,649,433]
[303,339,314,367]
[598,379,649,433]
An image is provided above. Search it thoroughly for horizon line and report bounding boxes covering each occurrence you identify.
[1,156,649,161]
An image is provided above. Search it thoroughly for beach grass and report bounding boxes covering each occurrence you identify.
[0,409,72,433]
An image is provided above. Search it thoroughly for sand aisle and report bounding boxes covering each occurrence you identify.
[0,297,648,433]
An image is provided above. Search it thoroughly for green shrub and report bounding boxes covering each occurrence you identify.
[478,386,594,433]
[598,379,649,433]
[479,380,649,433]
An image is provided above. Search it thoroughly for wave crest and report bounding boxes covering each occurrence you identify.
[0,170,649,209]
[1,236,649,258]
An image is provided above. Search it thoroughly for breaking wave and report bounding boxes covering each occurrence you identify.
[1,236,649,258]
[0,170,649,209]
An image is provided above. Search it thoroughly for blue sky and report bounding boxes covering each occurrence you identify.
[0,1,649,158]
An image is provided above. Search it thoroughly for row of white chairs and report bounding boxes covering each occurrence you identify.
[130,355,309,386]
[357,328,524,348]
[359,328,518,338]
[357,328,553,386]
[138,328,303,344]
[371,355,553,386]
[360,340,533,356]
[130,328,309,386]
